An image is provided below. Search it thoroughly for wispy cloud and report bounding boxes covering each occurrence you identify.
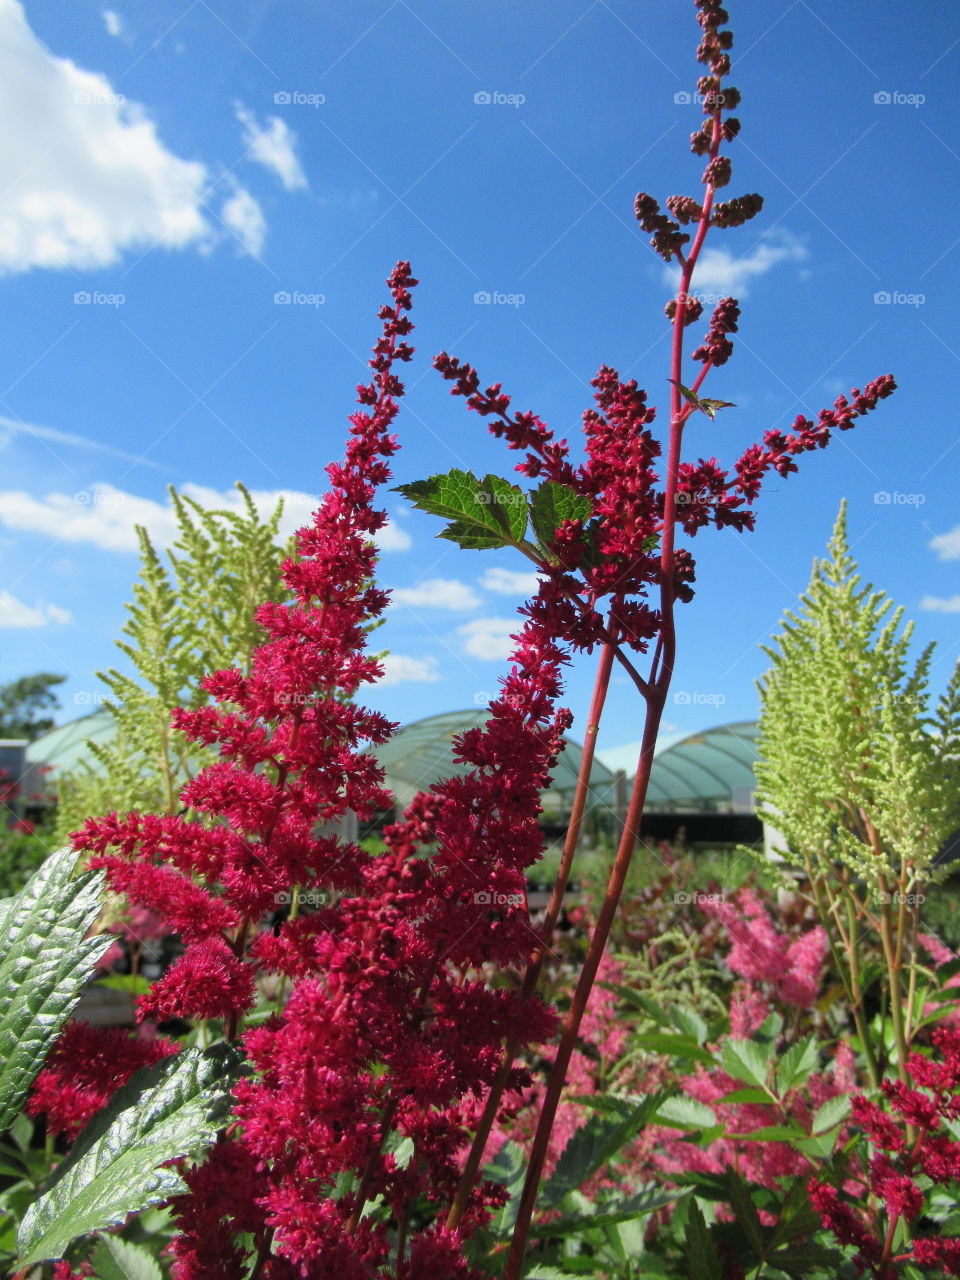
[101,9,122,37]
[235,103,308,192]
[392,578,480,611]
[929,526,960,561]
[0,415,169,472]
[480,566,541,595]
[662,228,807,298]
[220,183,267,257]
[378,653,441,685]
[921,594,960,613]
[458,617,517,660]
[0,482,412,553]
[0,590,72,629]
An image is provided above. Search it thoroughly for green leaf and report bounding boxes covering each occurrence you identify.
[668,1007,709,1044]
[728,1125,806,1142]
[483,1139,526,1238]
[683,1198,722,1280]
[668,379,735,420]
[534,1185,687,1236]
[769,1241,846,1274]
[630,1033,713,1065]
[9,1114,33,1154]
[720,1039,773,1091]
[96,975,153,997]
[0,848,112,1131]
[395,470,527,550]
[811,1095,850,1134]
[655,1095,717,1130]
[775,1035,819,1096]
[18,1044,241,1265]
[722,1170,764,1256]
[529,482,592,547]
[539,1094,662,1209]
[92,1234,163,1280]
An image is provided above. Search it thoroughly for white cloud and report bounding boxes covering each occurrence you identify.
[392,578,480,611]
[0,0,216,274]
[378,653,441,686]
[220,183,267,257]
[0,590,72,628]
[930,526,960,561]
[235,103,307,192]
[480,566,541,596]
[0,414,168,471]
[921,594,960,613]
[0,482,412,554]
[458,617,517,660]
[102,9,122,37]
[662,229,807,299]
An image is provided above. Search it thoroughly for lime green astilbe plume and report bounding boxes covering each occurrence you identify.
[54,484,296,840]
[755,501,960,1078]
[756,500,960,895]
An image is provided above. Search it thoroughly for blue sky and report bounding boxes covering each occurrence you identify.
[1,0,958,772]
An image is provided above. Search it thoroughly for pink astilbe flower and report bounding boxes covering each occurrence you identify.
[703,886,827,1007]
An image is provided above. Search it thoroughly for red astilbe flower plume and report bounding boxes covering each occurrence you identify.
[811,1026,960,1277]
[67,264,568,1279]
[27,1021,178,1139]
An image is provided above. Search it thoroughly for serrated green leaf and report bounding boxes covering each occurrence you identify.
[18,1043,241,1265]
[483,1139,526,1237]
[812,1095,850,1134]
[720,1039,773,1091]
[717,1087,772,1105]
[0,848,112,1132]
[534,1185,687,1237]
[96,975,153,997]
[92,1234,163,1280]
[631,1033,714,1065]
[728,1125,805,1142]
[540,1094,662,1209]
[769,1241,846,1273]
[684,1198,723,1280]
[722,1170,764,1255]
[668,380,734,420]
[529,482,592,548]
[656,1095,717,1130]
[668,1007,709,1044]
[10,1114,33,1154]
[395,469,527,551]
[775,1035,819,1096]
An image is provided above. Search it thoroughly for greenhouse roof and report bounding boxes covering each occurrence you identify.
[646,720,759,808]
[375,709,616,810]
[26,711,761,813]
[25,709,114,775]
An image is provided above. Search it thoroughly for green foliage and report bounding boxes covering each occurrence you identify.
[756,501,960,892]
[92,1234,163,1280]
[0,847,112,1131]
[0,818,57,898]
[396,469,530,550]
[54,483,295,839]
[0,672,66,741]
[17,1043,242,1265]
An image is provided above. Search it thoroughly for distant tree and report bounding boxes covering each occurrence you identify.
[0,672,66,741]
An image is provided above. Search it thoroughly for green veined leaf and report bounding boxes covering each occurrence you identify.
[17,1043,242,1265]
[484,1139,527,1238]
[529,481,592,548]
[720,1038,773,1091]
[668,379,735,420]
[534,1185,688,1237]
[539,1093,663,1209]
[811,1094,850,1134]
[0,847,112,1131]
[91,1234,163,1280]
[722,1170,764,1256]
[630,1033,714,1065]
[394,470,527,550]
[655,1095,717,1130]
[775,1035,819,1096]
[683,1199,723,1280]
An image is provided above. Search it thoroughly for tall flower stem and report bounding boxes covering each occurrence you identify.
[445,639,616,1231]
